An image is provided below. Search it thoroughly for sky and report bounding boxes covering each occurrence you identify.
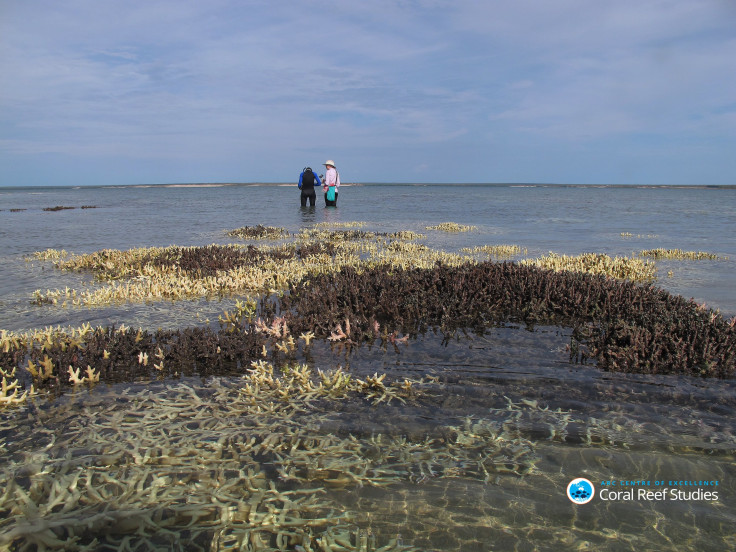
[1,0,735,186]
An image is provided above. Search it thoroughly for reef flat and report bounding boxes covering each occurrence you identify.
[3,224,734,402]
[1,223,735,551]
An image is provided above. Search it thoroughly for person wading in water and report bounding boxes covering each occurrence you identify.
[298,166,321,207]
[322,160,340,206]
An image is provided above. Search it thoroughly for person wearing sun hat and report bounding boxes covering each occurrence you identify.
[321,159,340,206]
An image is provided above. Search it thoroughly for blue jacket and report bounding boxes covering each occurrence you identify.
[298,169,321,190]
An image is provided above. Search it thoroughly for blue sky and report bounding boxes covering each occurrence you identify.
[1,0,735,186]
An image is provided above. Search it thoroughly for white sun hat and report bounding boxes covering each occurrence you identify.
[323,160,336,167]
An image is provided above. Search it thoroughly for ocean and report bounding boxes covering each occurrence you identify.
[1,183,735,551]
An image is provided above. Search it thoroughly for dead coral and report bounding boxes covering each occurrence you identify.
[638,248,726,261]
[521,252,656,282]
[226,224,290,239]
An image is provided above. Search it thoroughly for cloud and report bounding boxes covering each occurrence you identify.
[1,0,734,185]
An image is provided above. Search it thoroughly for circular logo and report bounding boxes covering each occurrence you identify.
[567,478,595,504]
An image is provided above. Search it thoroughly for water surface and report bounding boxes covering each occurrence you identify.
[1,184,734,551]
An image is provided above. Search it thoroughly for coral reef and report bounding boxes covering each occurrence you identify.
[226,225,290,240]
[38,205,97,212]
[279,262,735,378]
[28,229,465,306]
[13,225,733,394]
[638,248,726,260]
[2,223,735,550]
[521,252,656,282]
[462,244,528,259]
[1,322,267,394]
[425,222,476,232]
[0,361,544,550]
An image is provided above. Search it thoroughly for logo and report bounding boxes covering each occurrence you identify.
[567,478,595,504]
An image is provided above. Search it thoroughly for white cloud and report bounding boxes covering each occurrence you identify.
[1,0,734,185]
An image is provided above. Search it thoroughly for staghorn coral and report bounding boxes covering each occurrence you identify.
[387,230,426,240]
[295,228,381,242]
[521,252,656,282]
[0,367,33,405]
[425,222,476,232]
[313,221,367,229]
[20,225,736,380]
[0,322,268,394]
[29,230,469,306]
[462,244,528,259]
[30,248,69,261]
[279,262,735,378]
[0,368,543,551]
[31,244,306,305]
[226,224,290,239]
[638,248,726,260]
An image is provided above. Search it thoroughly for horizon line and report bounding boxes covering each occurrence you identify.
[2,182,735,190]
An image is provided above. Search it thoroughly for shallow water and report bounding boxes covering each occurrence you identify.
[1,184,735,550]
[2,327,734,551]
[2,184,735,330]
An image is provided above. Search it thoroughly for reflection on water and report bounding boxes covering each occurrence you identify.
[1,326,734,551]
[299,205,319,225]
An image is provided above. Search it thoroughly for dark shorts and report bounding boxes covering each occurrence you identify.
[300,189,316,206]
[324,191,338,206]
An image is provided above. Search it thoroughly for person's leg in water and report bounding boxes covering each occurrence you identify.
[324,190,337,206]
[301,191,316,207]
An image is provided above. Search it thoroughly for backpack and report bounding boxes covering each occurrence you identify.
[301,167,315,189]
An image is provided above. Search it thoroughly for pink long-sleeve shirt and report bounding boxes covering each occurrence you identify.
[323,167,340,189]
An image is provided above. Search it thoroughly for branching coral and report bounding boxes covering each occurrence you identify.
[521,252,656,282]
[226,224,290,239]
[0,367,33,405]
[279,262,735,378]
[19,224,736,381]
[425,222,476,232]
[462,244,528,259]
[0,369,545,550]
[638,248,726,260]
[29,229,467,306]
